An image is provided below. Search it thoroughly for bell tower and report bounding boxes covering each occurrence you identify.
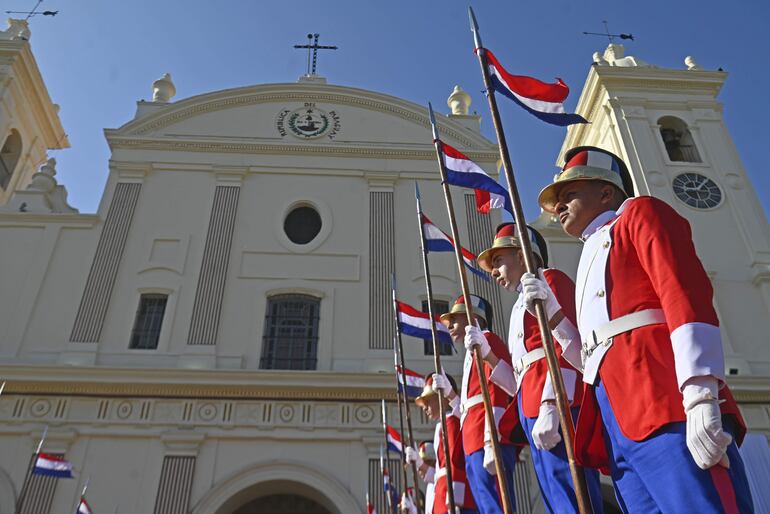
[556,43,770,377]
[0,18,68,206]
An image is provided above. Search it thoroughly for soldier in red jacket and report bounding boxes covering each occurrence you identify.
[414,373,477,514]
[535,145,753,512]
[439,294,519,514]
[472,224,604,513]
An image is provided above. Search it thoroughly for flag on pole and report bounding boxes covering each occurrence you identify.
[483,49,587,126]
[386,425,404,454]
[33,453,73,478]
[367,500,377,514]
[420,213,489,280]
[395,365,425,398]
[396,301,453,350]
[441,143,512,214]
[77,498,94,514]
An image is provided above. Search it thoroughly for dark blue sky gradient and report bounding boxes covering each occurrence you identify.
[8,0,769,220]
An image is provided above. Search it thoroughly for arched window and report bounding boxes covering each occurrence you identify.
[0,130,22,190]
[658,116,701,162]
[260,294,320,370]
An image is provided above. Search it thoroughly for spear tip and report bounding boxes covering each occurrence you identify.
[414,181,421,199]
[468,6,483,48]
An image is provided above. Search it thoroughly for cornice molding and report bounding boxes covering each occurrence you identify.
[104,136,500,162]
[0,365,399,401]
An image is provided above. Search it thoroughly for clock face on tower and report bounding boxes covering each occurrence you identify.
[672,172,723,209]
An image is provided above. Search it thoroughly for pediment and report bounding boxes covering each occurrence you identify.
[107,82,495,152]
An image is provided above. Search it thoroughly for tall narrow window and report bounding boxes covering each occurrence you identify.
[0,130,22,190]
[659,116,702,162]
[422,299,451,356]
[129,294,168,349]
[260,294,320,370]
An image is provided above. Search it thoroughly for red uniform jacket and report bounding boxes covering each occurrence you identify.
[573,197,746,469]
[433,412,475,513]
[513,268,584,418]
[461,331,518,454]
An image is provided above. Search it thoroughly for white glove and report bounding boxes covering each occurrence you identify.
[405,446,423,467]
[400,492,417,514]
[483,442,496,475]
[431,372,452,396]
[683,378,732,470]
[520,270,561,320]
[464,325,491,357]
[531,403,561,451]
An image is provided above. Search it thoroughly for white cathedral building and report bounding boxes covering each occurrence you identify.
[0,18,768,514]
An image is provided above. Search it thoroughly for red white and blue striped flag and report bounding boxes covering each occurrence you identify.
[77,498,94,514]
[420,213,488,281]
[396,301,454,350]
[441,143,512,215]
[484,49,587,126]
[386,425,404,454]
[396,364,425,398]
[33,453,73,479]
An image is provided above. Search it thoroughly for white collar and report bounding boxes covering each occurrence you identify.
[581,210,617,241]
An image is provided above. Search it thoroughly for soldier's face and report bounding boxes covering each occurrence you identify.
[553,181,611,238]
[422,395,441,421]
[490,249,526,291]
[445,315,468,344]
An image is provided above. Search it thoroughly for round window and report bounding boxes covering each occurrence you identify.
[284,205,322,245]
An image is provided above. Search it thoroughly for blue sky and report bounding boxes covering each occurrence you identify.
[8,0,770,220]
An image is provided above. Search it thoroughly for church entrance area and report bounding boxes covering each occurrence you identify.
[233,494,333,514]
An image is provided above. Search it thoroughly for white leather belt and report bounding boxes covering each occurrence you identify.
[435,467,447,479]
[513,348,546,378]
[583,309,665,357]
[461,394,484,414]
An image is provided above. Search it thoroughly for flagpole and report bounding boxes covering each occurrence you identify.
[381,401,394,514]
[468,7,592,514]
[379,444,388,514]
[390,336,413,513]
[15,425,47,514]
[73,476,89,514]
[428,104,515,514]
[412,182,458,514]
[392,335,422,513]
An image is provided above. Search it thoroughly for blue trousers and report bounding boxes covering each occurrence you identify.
[518,395,604,514]
[596,380,754,513]
[465,443,518,514]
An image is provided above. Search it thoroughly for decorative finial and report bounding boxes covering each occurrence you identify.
[592,52,608,66]
[28,158,57,192]
[152,73,176,103]
[685,56,702,71]
[447,85,471,116]
[1,19,31,41]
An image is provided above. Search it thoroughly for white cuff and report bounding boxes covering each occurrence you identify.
[489,361,517,396]
[671,322,726,390]
[552,316,583,371]
[424,466,435,484]
[541,368,577,403]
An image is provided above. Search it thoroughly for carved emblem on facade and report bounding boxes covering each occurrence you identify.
[276,103,340,140]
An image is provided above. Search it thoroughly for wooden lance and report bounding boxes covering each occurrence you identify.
[381,401,396,513]
[393,328,422,512]
[16,425,47,514]
[428,103,515,514]
[468,7,593,514]
[412,183,458,514]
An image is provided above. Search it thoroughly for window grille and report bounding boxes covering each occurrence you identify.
[422,299,451,355]
[260,294,320,370]
[129,294,168,349]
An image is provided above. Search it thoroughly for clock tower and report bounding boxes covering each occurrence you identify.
[552,43,770,383]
